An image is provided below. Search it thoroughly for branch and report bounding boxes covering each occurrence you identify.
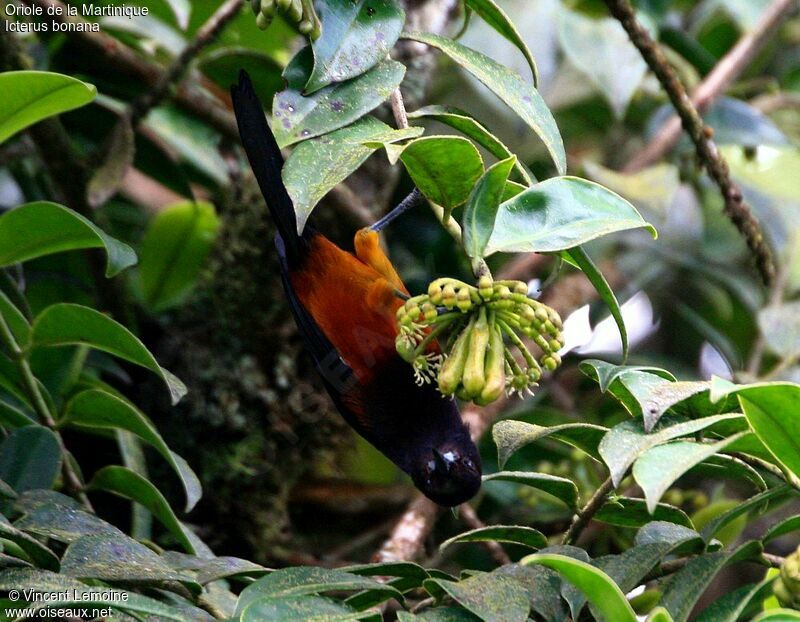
[561,477,614,546]
[625,0,795,172]
[604,0,776,286]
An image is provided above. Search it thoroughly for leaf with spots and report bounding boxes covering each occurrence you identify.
[423,573,530,622]
[482,471,579,509]
[305,0,405,93]
[492,420,607,467]
[273,46,405,148]
[439,524,548,552]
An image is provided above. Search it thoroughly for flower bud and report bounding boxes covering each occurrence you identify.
[462,308,490,397]
[438,324,471,395]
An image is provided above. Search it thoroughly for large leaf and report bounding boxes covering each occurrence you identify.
[463,157,516,259]
[521,554,637,622]
[17,501,126,543]
[305,0,405,93]
[486,177,656,255]
[242,595,376,622]
[492,420,607,467]
[0,202,137,277]
[274,47,405,147]
[0,71,96,143]
[698,485,791,543]
[439,525,548,552]
[87,466,196,554]
[404,32,565,175]
[0,427,61,493]
[423,573,530,622]
[398,136,484,211]
[599,413,746,487]
[406,106,532,184]
[283,116,421,234]
[491,564,568,622]
[63,390,201,511]
[31,303,186,404]
[694,578,777,622]
[483,471,578,509]
[0,518,60,570]
[580,359,676,392]
[595,497,693,529]
[558,10,647,118]
[562,246,628,359]
[137,201,219,312]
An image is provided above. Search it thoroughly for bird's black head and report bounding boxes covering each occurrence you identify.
[410,443,482,507]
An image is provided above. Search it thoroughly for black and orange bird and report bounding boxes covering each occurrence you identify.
[230,72,481,507]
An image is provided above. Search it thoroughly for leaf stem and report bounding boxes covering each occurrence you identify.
[562,476,614,546]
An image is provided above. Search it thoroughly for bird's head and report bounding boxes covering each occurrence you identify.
[410,443,482,507]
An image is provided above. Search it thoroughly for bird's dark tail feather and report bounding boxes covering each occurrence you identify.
[230,70,305,263]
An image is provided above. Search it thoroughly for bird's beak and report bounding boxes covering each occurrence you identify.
[433,448,452,473]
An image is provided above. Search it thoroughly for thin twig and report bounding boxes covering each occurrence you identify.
[625,0,795,172]
[390,88,410,130]
[604,0,775,286]
[561,477,615,546]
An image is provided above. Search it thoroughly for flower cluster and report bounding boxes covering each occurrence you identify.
[395,276,564,405]
[250,0,321,39]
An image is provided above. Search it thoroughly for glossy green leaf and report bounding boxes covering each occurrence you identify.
[463,157,516,259]
[634,521,709,554]
[63,390,201,512]
[87,466,196,554]
[0,290,31,349]
[274,47,405,147]
[596,497,693,529]
[0,71,96,144]
[659,541,763,622]
[763,514,800,543]
[758,301,800,359]
[242,595,374,622]
[562,245,629,359]
[492,420,607,467]
[647,608,675,622]
[305,0,405,93]
[521,554,637,622]
[633,433,749,513]
[583,161,681,216]
[599,413,745,487]
[465,0,538,83]
[0,518,60,570]
[580,359,676,392]
[483,471,578,509]
[440,525,548,552]
[699,485,790,543]
[404,32,565,174]
[407,106,532,184]
[17,501,125,543]
[284,116,418,234]
[753,610,800,621]
[0,427,61,493]
[558,10,647,118]
[423,574,530,622]
[399,136,484,211]
[486,177,656,255]
[137,200,219,312]
[32,303,186,404]
[0,202,137,277]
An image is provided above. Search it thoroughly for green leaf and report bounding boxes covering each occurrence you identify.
[236,567,402,616]
[398,136,484,211]
[305,0,405,93]
[763,514,800,543]
[647,607,675,622]
[558,10,647,118]
[0,427,61,493]
[242,595,375,622]
[0,71,96,144]
[422,574,530,622]
[31,303,186,404]
[398,608,481,621]
[463,157,516,259]
[493,420,607,467]
[599,414,746,487]
[0,290,31,349]
[633,433,750,513]
[584,161,681,216]
[596,497,693,529]
[562,246,628,359]
[0,202,137,277]
[699,485,791,543]
[491,564,568,622]
[403,32,565,175]
[63,390,201,512]
[136,200,219,312]
[521,554,637,622]
[440,525,548,552]
[87,466,196,554]
[464,0,538,84]
[659,541,763,622]
[62,534,199,592]
[274,47,405,147]
[486,177,656,255]
[0,518,60,570]
[753,610,800,621]
[758,301,800,359]
[580,359,676,392]
[283,116,418,234]
[17,501,126,543]
[406,106,532,184]
[482,471,578,509]
[635,521,710,555]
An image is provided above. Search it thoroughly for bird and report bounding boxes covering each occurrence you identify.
[230,71,481,507]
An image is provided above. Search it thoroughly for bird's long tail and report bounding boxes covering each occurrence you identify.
[230,70,304,263]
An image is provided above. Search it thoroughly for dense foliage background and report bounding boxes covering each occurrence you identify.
[0,0,799,620]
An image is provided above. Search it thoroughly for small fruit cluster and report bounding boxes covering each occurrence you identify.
[395,276,564,405]
[250,0,321,39]
[775,545,800,610]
